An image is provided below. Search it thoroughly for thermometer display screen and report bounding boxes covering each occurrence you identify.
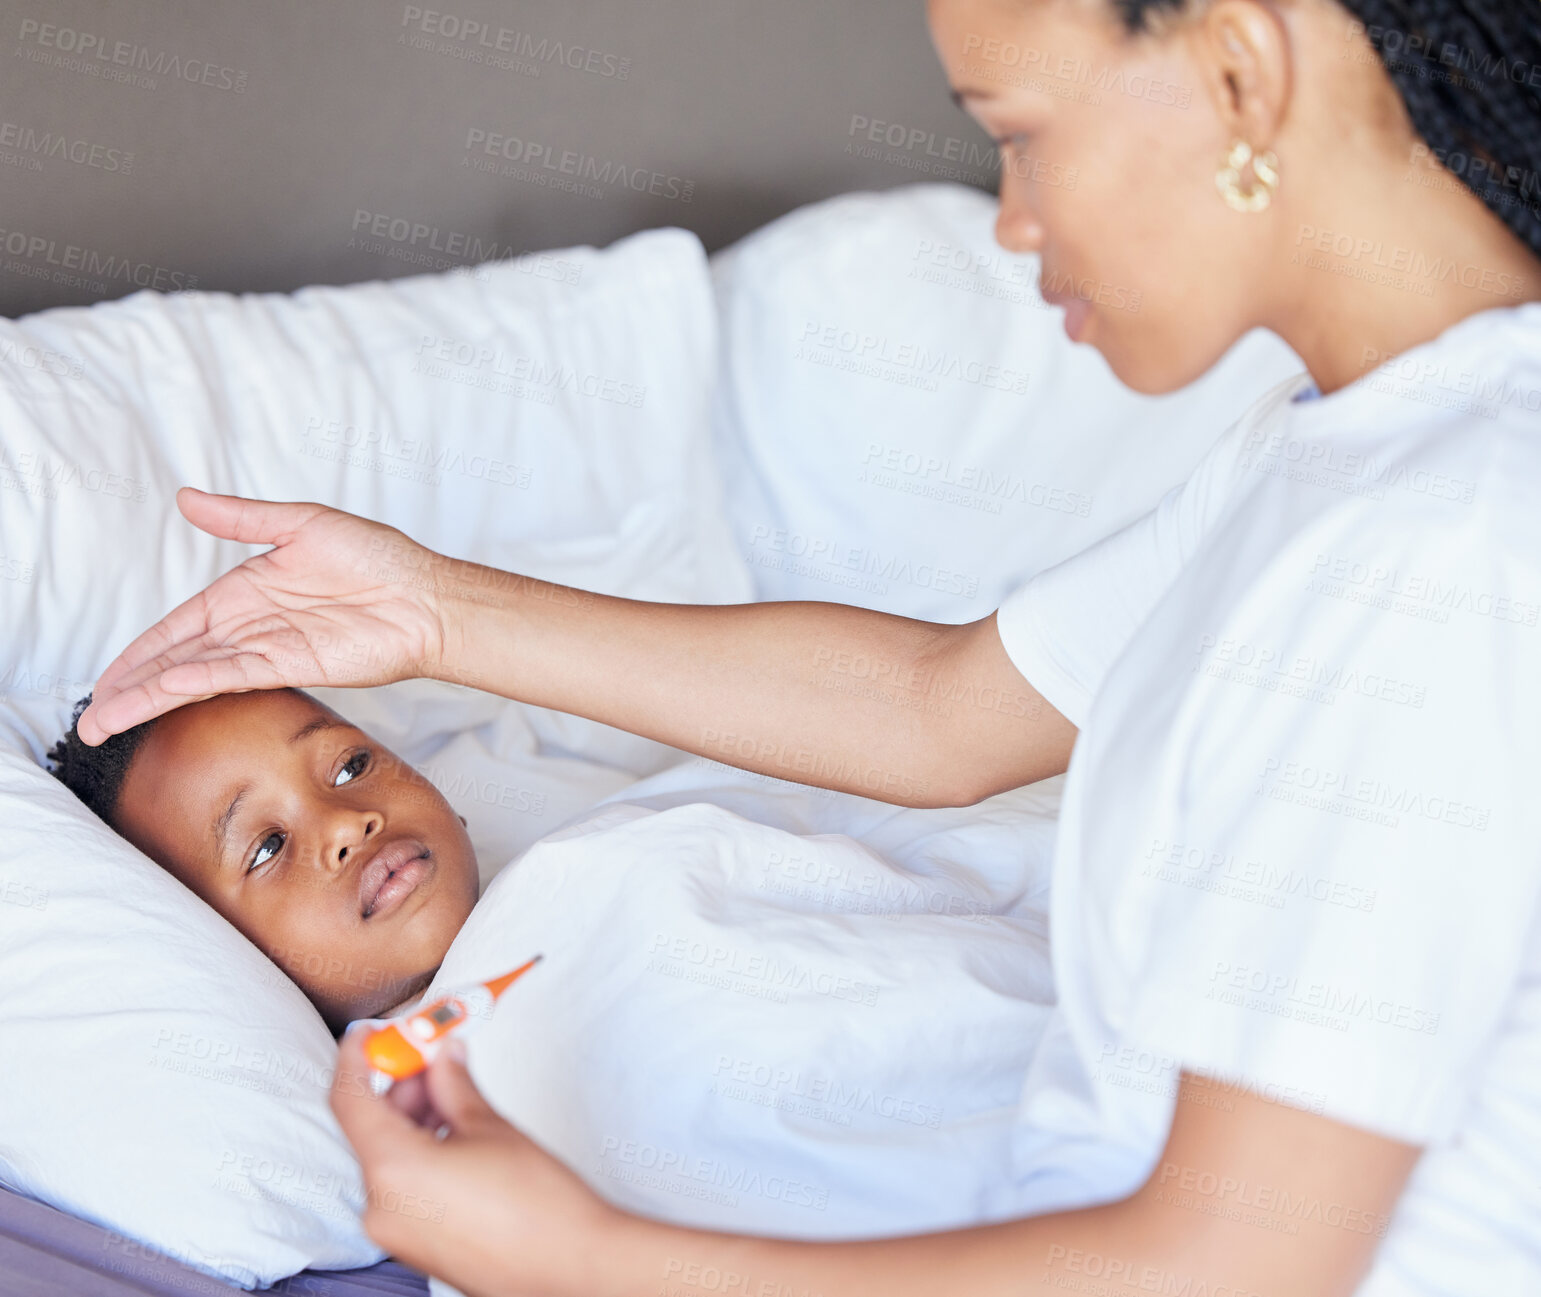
[429,1004,460,1026]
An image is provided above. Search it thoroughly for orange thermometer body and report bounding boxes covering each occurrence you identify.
[360,955,541,1091]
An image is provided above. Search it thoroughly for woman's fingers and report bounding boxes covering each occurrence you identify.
[331,1028,619,1296]
[85,491,323,711]
[422,1044,503,1136]
[78,649,286,745]
[90,489,322,704]
[88,643,215,720]
[80,493,438,745]
[87,587,218,707]
[80,635,215,744]
[383,1073,444,1130]
[83,567,317,744]
[331,1029,438,1164]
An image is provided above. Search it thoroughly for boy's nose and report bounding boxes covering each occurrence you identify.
[329,811,385,875]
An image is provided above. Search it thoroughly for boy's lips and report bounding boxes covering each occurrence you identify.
[357,838,432,919]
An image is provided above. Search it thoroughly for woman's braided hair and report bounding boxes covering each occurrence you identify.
[1109,0,1541,259]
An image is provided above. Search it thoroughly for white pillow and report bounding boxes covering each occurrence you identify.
[0,721,373,1286]
[0,229,745,1287]
[2,225,751,776]
[707,181,1306,619]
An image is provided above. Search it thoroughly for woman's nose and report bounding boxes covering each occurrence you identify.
[995,203,1044,256]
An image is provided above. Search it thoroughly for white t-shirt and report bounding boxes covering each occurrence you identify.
[994,301,1541,1296]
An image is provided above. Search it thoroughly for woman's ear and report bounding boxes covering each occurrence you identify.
[1193,0,1293,149]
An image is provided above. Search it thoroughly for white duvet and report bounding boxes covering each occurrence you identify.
[423,759,1066,1283]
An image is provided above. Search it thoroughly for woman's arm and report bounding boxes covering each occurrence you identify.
[78,489,1076,807]
[332,1035,1421,1297]
[617,1074,1418,1297]
[421,546,1074,808]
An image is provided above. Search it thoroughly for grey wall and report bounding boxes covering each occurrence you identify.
[0,0,999,317]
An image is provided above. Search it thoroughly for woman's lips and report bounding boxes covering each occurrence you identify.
[357,839,432,919]
[1058,295,1090,342]
[1043,288,1091,342]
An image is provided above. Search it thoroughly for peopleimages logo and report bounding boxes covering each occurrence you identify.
[795,320,1030,394]
[348,209,584,283]
[960,32,1193,107]
[844,114,1079,188]
[0,225,198,291]
[15,19,248,91]
[846,114,998,170]
[1257,755,1492,832]
[399,6,632,78]
[463,127,695,202]
[411,333,647,407]
[598,1135,830,1212]
[0,122,132,172]
[1294,224,1526,298]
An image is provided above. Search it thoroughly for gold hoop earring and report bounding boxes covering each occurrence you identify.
[1216,139,1279,212]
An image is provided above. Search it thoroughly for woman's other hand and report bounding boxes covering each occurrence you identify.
[76,487,454,745]
[330,1027,623,1297]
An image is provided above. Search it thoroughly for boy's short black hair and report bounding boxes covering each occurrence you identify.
[44,692,159,831]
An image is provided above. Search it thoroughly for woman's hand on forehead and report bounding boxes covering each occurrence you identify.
[78,487,455,746]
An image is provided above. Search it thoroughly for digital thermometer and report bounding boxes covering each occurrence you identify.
[356,954,542,1092]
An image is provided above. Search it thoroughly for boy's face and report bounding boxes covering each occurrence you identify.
[112,688,480,1031]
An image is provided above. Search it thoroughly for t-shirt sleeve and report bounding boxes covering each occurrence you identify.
[1098,492,1541,1144]
[990,376,1312,728]
[995,458,1221,729]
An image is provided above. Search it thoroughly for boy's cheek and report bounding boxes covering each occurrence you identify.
[261,867,473,1015]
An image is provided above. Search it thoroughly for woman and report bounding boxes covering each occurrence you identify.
[78,0,1541,1292]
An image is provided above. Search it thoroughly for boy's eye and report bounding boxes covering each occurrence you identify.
[334,749,371,786]
[994,133,1031,153]
[248,832,284,873]
[242,751,372,873]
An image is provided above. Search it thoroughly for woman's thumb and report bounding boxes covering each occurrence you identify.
[176,486,325,547]
[425,1041,502,1134]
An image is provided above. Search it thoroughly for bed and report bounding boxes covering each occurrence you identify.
[0,161,1304,1292]
[0,1181,428,1296]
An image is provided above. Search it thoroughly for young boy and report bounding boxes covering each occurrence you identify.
[45,687,481,1034]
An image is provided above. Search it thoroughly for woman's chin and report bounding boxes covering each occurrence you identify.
[1101,338,1212,397]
